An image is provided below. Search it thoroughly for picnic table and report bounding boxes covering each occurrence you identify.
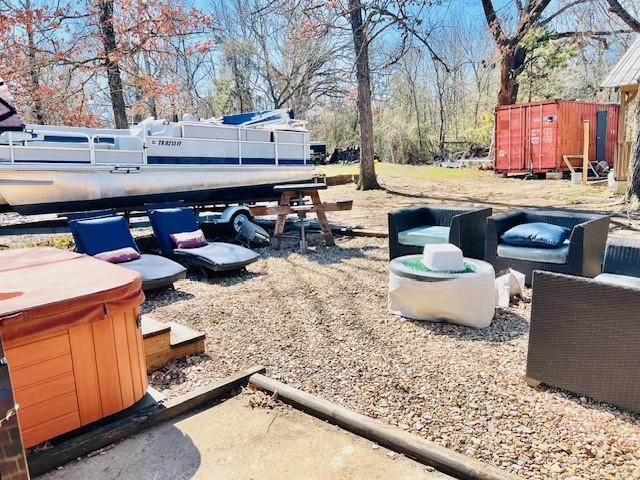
[249,183,352,252]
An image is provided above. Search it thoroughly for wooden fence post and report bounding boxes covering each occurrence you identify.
[583,120,590,185]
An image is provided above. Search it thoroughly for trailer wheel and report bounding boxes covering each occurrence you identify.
[229,210,252,233]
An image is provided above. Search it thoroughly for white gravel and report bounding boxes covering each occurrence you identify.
[143,235,640,480]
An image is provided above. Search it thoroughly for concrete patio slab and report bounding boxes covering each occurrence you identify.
[38,394,453,480]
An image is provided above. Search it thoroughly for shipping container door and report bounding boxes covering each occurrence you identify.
[528,102,558,172]
[495,106,527,173]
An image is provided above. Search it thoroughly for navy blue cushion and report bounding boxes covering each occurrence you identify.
[69,216,139,255]
[501,222,571,249]
[148,207,200,253]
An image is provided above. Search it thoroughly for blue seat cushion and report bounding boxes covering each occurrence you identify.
[593,273,640,290]
[398,226,450,247]
[69,216,138,256]
[501,222,570,248]
[497,242,569,265]
[148,207,200,253]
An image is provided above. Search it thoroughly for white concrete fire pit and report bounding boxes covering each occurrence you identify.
[388,245,495,328]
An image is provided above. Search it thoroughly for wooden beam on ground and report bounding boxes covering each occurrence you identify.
[27,366,266,477]
[249,374,520,480]
[331,226,388,238]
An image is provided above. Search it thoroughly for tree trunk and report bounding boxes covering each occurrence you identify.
[348,0,379,190]
[629,100,640,201]
[25,0,44,124]
[97,0,128,129]
[496,44,525,106]
[142,51,158,118]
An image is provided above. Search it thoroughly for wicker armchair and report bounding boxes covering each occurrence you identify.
[485,210,610,286]
[388,205,492,260]
[526,270,640,413]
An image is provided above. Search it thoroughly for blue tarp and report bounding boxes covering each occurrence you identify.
[222,109,294,125]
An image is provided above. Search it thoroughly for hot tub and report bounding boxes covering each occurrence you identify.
[0,248,147,448]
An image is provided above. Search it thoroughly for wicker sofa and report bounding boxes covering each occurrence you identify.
[484,210,610,286]
[526,242,640,413]
[388,205,492,260]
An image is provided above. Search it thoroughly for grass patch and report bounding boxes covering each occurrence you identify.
[26,235,75,250]
[317,162,490,181]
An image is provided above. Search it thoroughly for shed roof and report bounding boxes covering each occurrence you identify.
[601,35,640,90]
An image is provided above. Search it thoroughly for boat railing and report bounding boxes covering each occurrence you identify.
[3,130,145,165]
[153,130,309,166]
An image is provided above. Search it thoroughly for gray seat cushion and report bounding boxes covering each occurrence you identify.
[398,226,450,247]
[122,254,187,290]
[593,273,640,290]
[497,242,569,265]
[174,242,259,272]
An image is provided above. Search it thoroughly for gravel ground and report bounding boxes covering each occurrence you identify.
[143,235,640,480]
[3,170,640,479]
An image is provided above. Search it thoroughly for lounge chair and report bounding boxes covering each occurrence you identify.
[388,205,492,260]
[69,215,187,291]
[485,209,609,286]
[147,207,259,273]
[527,264,640,413]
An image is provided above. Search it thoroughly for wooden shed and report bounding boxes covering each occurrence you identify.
[0,248,147,448]
[494,100,619,175]
[601,35,640,184]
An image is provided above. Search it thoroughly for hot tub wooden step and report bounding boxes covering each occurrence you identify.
[141,316,205,373]
[141,315,171,338]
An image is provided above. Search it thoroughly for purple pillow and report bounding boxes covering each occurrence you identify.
[170,229,208,249]
[94,247,140,263]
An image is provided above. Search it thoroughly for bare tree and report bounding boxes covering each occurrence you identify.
[348,0,379,189]
[605,0,640,201]
[97,0,128,128]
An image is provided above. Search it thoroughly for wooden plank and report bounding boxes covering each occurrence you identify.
[145,338,205,373]
[112,312,135,408]
[91,317,123,416]
[19,392,79,436]
[142,330,171,356]
[582,120,589,185]
[250,201,353,217]
[309,190,335,246]
[22,412,81,449]
[26,366,266,477]
[124,310,147,401]
[5,333,70,369]
[10,354,73,391]
[332,227,388,238]
[14,373,76,410]
[249,374,519,480]
[69,323,103,425]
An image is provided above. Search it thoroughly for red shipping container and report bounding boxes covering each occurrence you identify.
[494,100,619,175]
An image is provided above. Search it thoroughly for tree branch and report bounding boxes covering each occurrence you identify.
[606,0,640,33]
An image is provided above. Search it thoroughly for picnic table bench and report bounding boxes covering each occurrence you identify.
[249,183,353,252]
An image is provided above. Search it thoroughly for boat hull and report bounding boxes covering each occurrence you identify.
[0,165,314,214]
